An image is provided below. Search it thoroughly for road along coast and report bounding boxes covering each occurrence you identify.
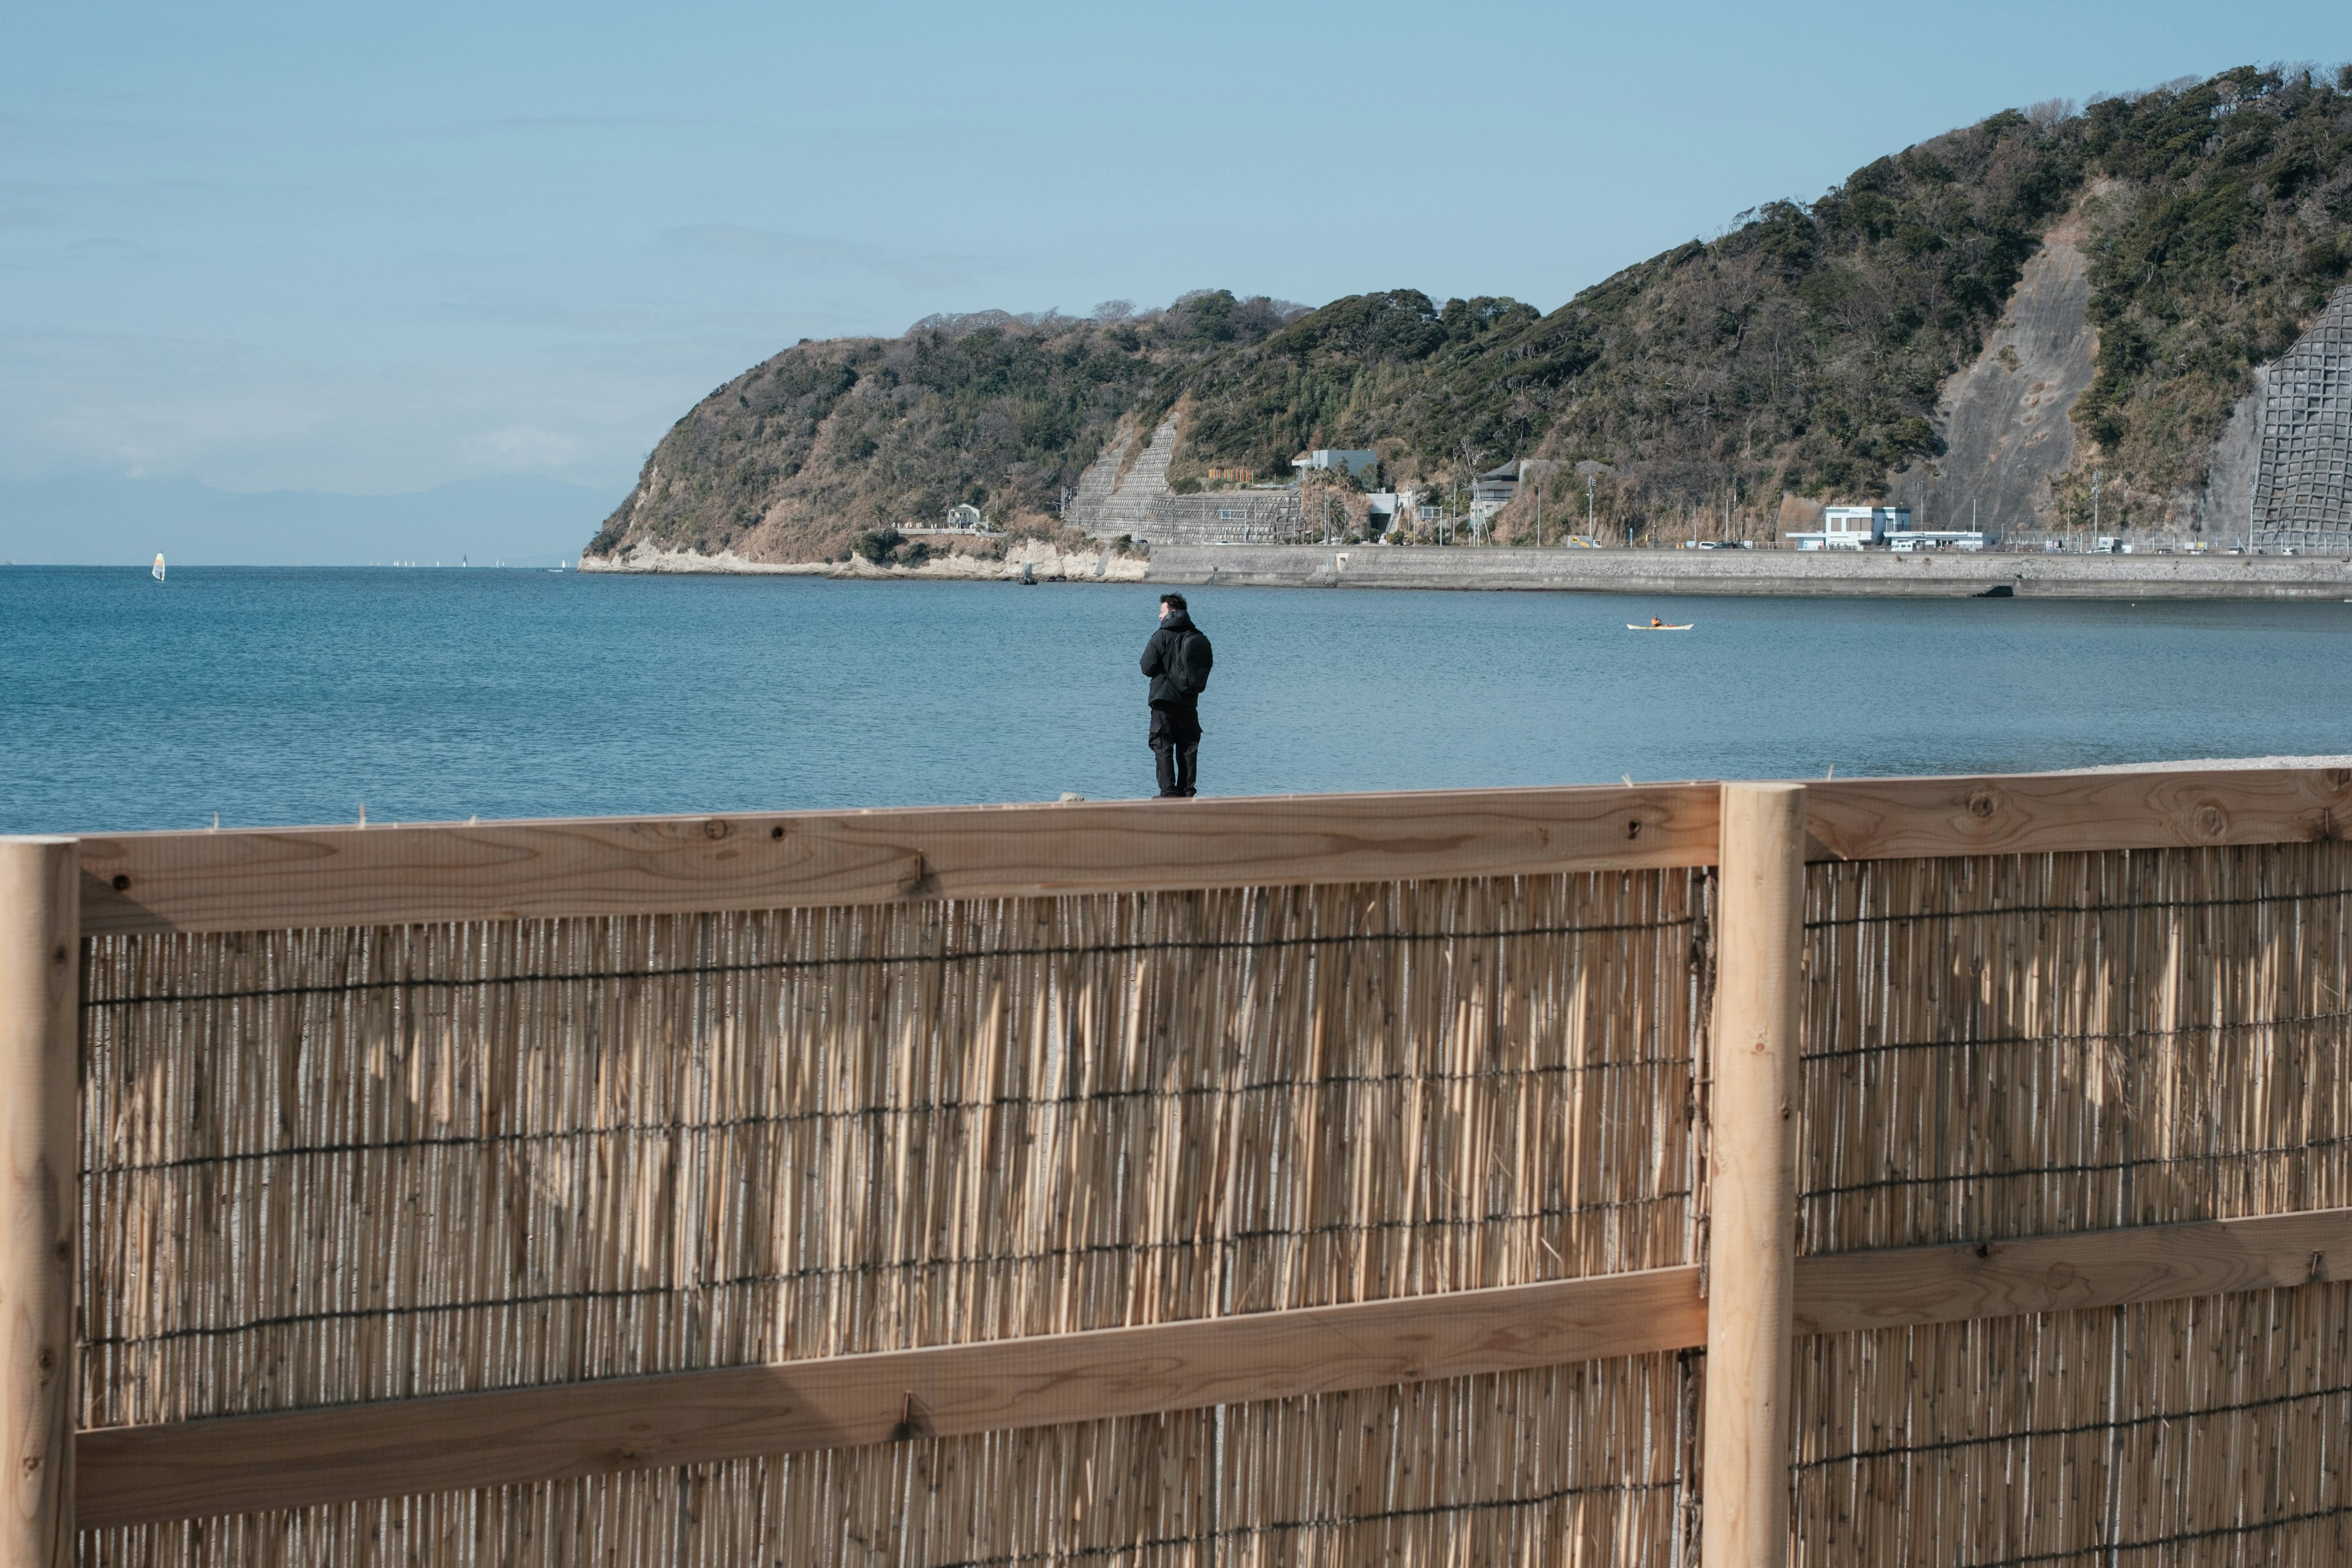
[1144,545,2352,600]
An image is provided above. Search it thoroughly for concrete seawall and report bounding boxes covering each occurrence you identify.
[1145,545,2352,600]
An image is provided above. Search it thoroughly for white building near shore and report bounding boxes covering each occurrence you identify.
[1787,505,1991,551]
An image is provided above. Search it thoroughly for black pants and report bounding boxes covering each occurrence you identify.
[1148,704,1200,797]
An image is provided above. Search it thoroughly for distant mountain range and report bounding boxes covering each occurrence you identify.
[587,64,2352,565]
[0,473,624,567]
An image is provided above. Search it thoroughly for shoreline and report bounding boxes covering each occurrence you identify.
[581,539,1147,582]
[1144,544,2352,600]
[581,543,2352,600]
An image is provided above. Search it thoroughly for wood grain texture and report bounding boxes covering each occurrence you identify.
[1705,786,1806,1568]
[0,839,78,1568]
[76,784,1719,935]
[1805,767,2352,862]
[71,1208,2352,1529]
[75,1266,1706,1529]
[74,768,2352,937]
[1795,1207,2352,1336]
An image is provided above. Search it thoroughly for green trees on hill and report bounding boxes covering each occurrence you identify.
[2072,67,2352,499]
[586,292,1300,562]
[1159,66,2351,540]
[590,67,2352,561]
[1164,106,2081,537]
[1161,293,1547,492]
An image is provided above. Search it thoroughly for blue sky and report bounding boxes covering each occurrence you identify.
[5,1,2348,498]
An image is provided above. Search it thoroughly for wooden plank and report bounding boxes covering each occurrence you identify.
[74,767,2352,936]
[75,1266,1707,1529]
[76,783,1721,935]
[1795,1207,2352,1336]
[1704,785,1806,1568]
[1806,767,2352,863]
[0,839,78,1568]
[70,1208,2352,1528]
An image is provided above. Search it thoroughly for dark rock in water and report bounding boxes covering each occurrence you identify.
[1976,584,2015,598]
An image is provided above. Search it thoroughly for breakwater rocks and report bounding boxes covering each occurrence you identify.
[1146,545,2352,600]
[582,539,1148,582]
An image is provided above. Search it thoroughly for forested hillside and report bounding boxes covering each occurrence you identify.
[589,64,2352,562]
[584,295,1300,562]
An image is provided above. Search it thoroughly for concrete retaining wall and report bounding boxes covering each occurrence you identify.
[1146,545,2352,600]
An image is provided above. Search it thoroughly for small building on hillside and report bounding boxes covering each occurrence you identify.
[1471,462,1522,523]
[1293,449,1380,483]
[909,503,998,537]
[1365,491,1414,537]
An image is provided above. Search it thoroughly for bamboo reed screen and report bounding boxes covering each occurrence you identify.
[1795,843,2352,1565]
[66,840,2352,1564]
[77,871,1710,1566]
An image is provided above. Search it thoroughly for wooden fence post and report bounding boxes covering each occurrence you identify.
[1,839,78,1568]
[1704,786,1804,1568]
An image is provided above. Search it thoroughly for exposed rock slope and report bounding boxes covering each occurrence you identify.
[1898,204,2098,535]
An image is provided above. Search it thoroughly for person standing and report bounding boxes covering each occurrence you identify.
[1139,592,1212,798]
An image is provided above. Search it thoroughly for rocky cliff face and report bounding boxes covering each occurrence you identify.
[1896,204,2098,536]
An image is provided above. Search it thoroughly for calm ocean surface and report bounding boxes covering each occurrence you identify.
[6,565,2351,834]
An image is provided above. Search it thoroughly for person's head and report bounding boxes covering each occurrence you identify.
[1159,592,1187,622]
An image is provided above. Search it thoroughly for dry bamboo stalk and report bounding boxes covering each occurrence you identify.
[66,816,2352,1566]
[78,870,1707,1564]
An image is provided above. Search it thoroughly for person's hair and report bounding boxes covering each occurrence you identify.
[1159,592,1188,612]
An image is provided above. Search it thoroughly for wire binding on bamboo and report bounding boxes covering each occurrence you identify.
[1793,843,2352,1563]
[79,873,1708,1566]
[67,838,2352,1564]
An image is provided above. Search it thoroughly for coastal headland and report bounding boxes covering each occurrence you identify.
[1148,545,2352,599]
[580,72,2352,579]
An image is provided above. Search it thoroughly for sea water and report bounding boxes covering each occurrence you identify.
[6,565,2351,834]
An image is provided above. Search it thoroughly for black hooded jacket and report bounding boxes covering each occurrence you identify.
[1140,610,1212,709]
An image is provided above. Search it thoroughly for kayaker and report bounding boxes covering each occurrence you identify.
[1650,617,1663,627]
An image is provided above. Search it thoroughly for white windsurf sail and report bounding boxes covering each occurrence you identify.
[152,553,166,582]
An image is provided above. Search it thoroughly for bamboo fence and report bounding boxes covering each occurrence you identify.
[2,770,2348,1566]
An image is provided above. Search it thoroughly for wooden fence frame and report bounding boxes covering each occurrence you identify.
[10,766,2352,1562]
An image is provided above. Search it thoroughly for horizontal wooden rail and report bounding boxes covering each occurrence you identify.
[76,784,1717,935]
[1803,766,2352,863]
[76,1266,1705,1528]
[74,767,2352,936]
[75,1207,2351,1529]
[1795,1205,2352,1336]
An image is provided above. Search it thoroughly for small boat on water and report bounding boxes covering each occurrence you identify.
[1628,620,1692,631]
[151,554,166,583]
